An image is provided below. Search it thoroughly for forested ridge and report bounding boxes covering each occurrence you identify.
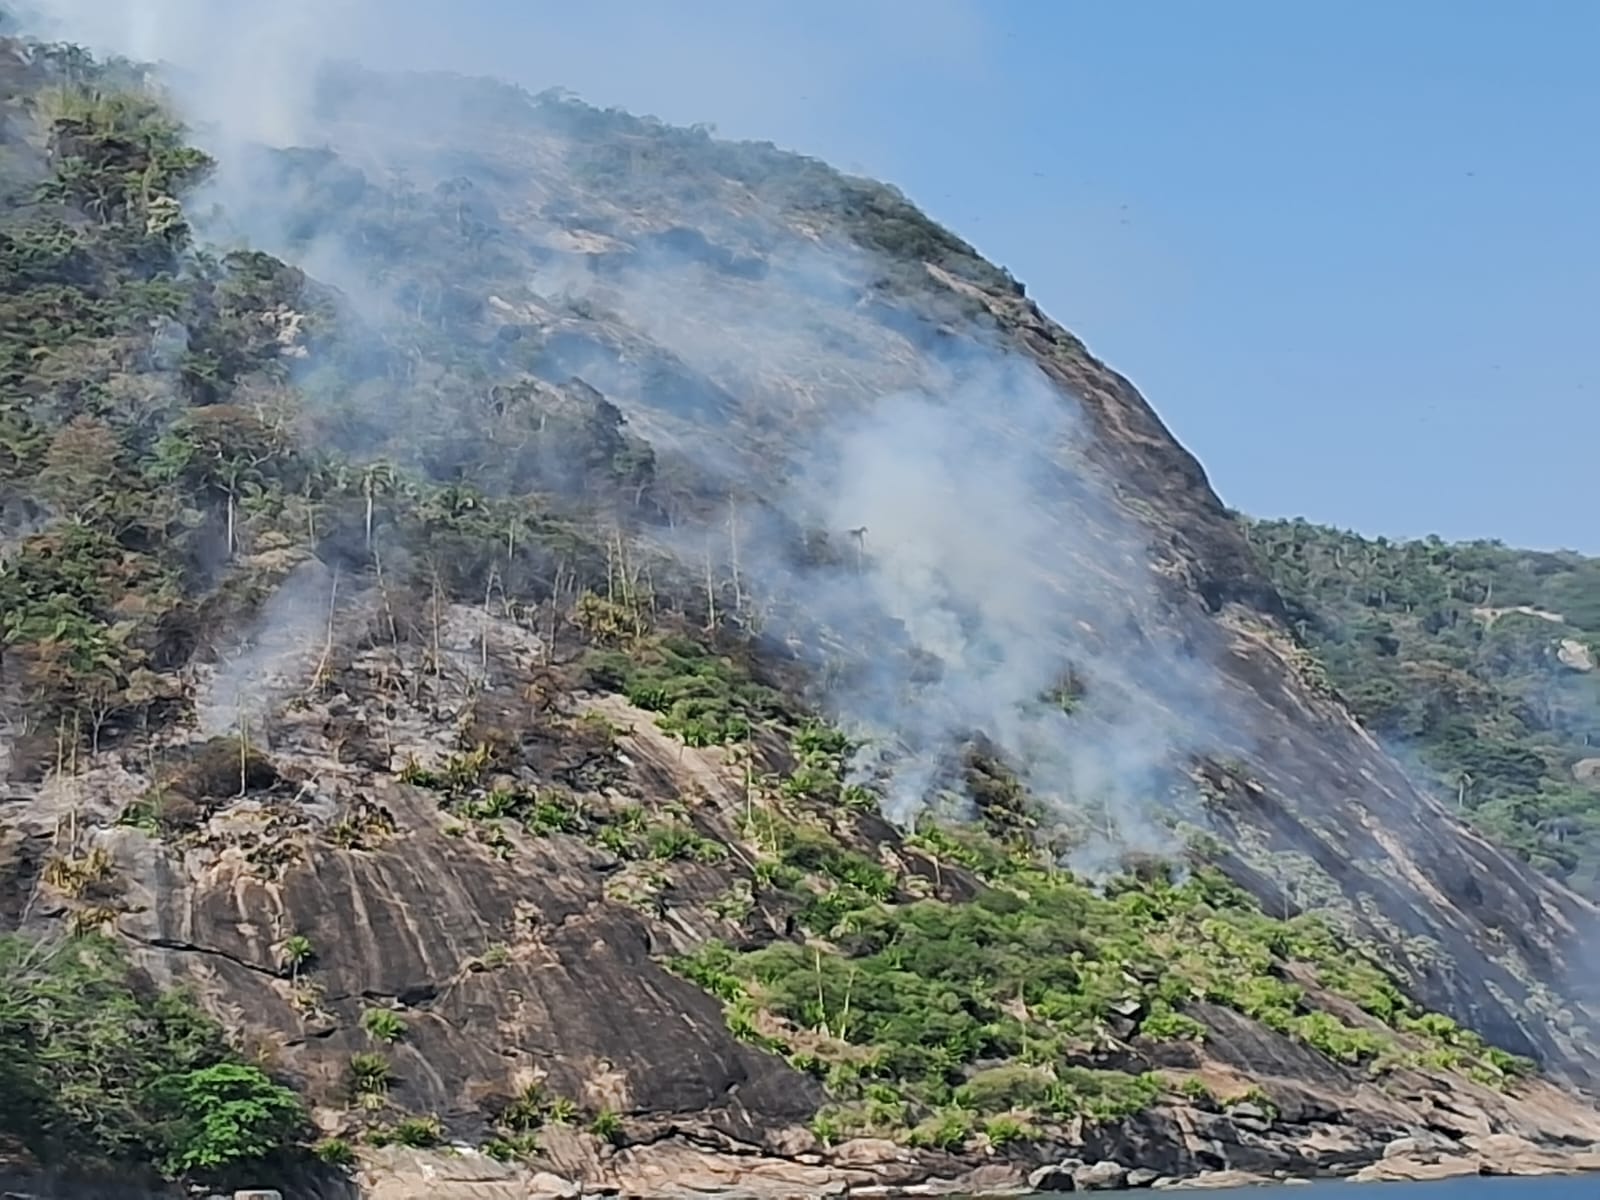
[1247,519,1600,895]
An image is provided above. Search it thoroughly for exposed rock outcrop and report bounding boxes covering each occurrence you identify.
[4,32,1600,1200]
[1558,638,1596,673]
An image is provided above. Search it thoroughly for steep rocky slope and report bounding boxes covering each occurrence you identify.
[1,31,1598,1199]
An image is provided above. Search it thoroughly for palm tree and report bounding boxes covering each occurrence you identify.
[361,460,396,552]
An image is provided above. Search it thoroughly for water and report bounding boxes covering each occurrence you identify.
[1036,1177,1597,1197]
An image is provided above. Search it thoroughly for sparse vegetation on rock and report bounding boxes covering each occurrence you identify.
[0,27,1595,1200]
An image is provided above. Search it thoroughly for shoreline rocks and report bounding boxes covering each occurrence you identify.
[342,1128,1600,1199]
[1351,1131,1600,1184]
[6,1131,1600,1199]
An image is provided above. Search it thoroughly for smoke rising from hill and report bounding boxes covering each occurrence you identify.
[15,0,1237,855]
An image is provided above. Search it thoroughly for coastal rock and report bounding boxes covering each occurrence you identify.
[1026,1162,1079,1191]
[1072,1160,1128,1190]
[1350,1132,1600,1183]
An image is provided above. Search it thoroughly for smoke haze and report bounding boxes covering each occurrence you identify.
[14,0,1238,856]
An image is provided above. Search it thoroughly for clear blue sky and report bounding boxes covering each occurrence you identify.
[39,0,1600,552]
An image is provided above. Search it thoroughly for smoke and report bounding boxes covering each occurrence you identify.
[531,233,1232,847]
[11,0,1240,856]
[195,558,338,739]
[13,0,370,147]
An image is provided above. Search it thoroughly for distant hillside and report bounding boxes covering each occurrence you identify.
[1246,519,1600,894]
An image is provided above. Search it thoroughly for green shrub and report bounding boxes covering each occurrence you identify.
[498,1083,546,1132]
[360,1007,406,1044]
[908,1107,971,1151]
[0,933,308,1181]
[279,934,315,976]
[390,1116,443,1148]
[148,1063,307,1178]
[809,1111,842,1147]
[312,1137,355,1166]
[982,1115,1034,1147]
[346,1053,392,1105]
[590,1108,624,1144]
[1139,1001,1207,1042]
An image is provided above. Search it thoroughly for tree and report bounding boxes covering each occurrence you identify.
[36,416,123,518]
[155,405,285,556]
[0,933,307,1180]
[361,458,396,552]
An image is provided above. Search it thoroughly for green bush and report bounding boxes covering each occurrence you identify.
[582,635,787,746]
[0,934,307,1182]
[361,1007,406,1044]
[148,1063,306,1178]
[673,828,1527,1143]
[313,1137,355,1166]
[590,1108,624,1144]
[1245,518,1600,895]
[346,1053,392,1105]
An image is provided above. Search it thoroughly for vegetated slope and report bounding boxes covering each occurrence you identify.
[1,33,1599,1197]
[1246,520,1600,896]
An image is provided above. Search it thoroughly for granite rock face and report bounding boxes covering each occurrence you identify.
[3,38,1600,1200]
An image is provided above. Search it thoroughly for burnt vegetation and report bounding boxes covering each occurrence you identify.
[0,31,1584,1189]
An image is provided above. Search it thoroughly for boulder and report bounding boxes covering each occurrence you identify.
[1072,1160,1128,1190]
[527,1172,582,1200]
[1382,1136,1421,1160]
[1557,638,1595,672]
[1026,1161,1079,1191]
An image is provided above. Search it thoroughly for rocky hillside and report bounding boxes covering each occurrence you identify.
[1,30,1598,1199]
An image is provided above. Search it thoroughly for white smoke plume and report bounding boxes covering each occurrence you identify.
[13,0,1239,855]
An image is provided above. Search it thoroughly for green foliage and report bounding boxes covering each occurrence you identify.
[907,1107,972,1151]
[672,830,1527,1143]
[279,935,315,976]
[808,1110,843,1147]
[313,1137,356,1166]
[367,1115,442,1148]
[360,1007,406,1045]
[589,1108,624,1144]
[982,1114,1035,1147]
[583,634,788,746]
[146,1063,306,1178]
[482,1132,540,1161]
[498,1083,547,1132]
[35,84,213,226]
[1138,1001,1206,1042]
[0,33,1555,1181]
[346,1052,392,1106]
[0,934,306,1181]
[1246,519,1600,894]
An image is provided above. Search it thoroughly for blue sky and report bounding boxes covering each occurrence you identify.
[35,1,1600,553]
